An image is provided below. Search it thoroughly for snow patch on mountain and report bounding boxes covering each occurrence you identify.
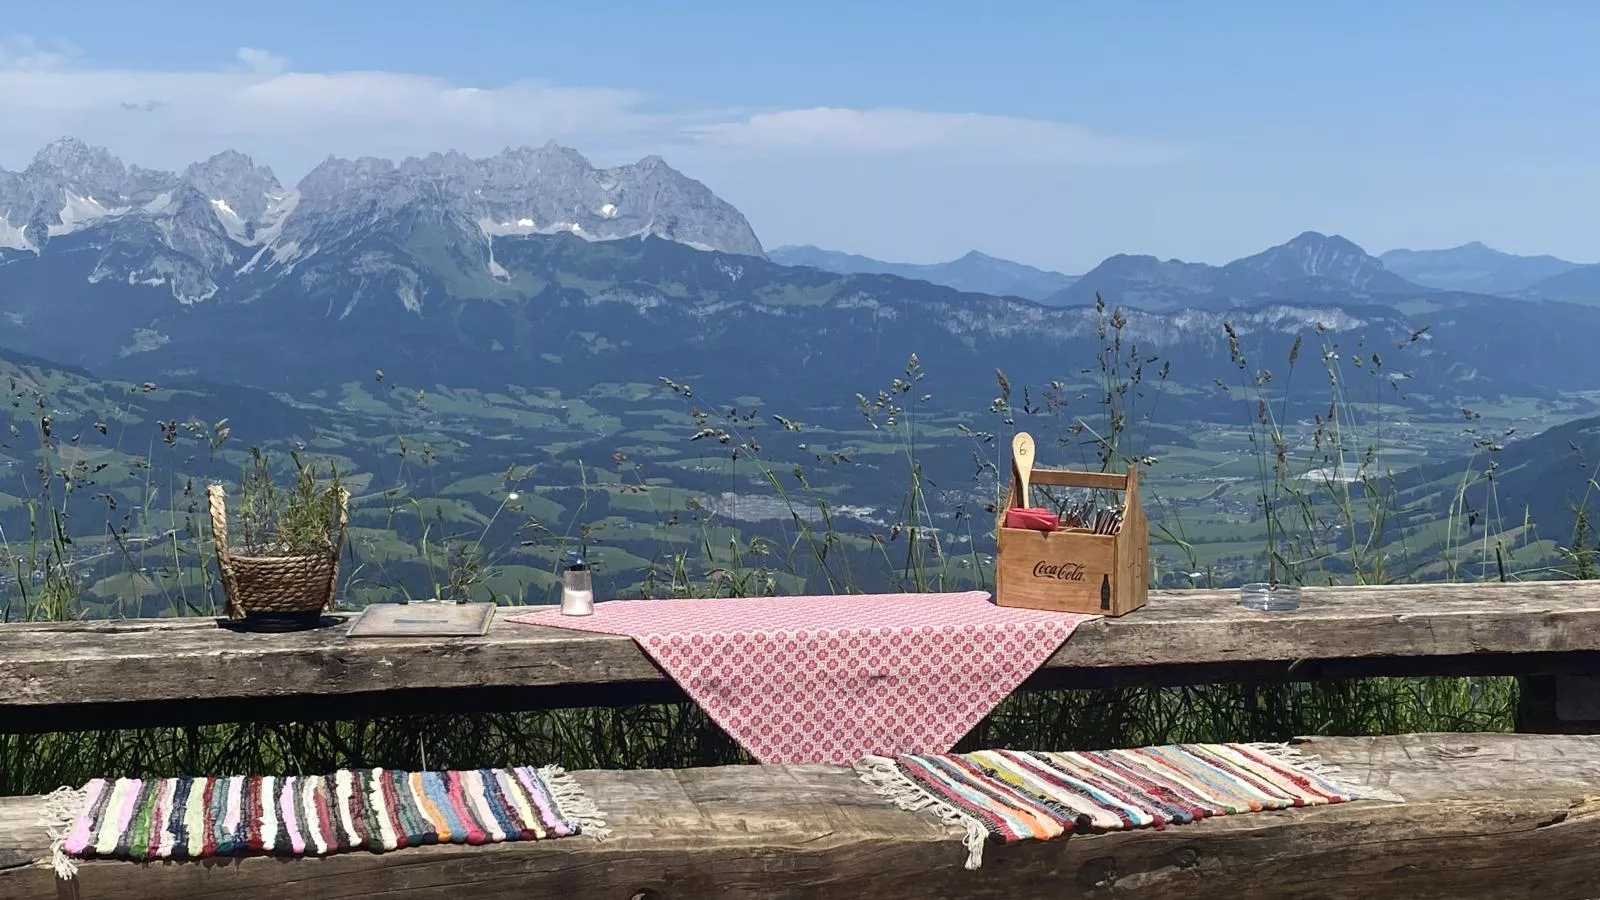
[0,214,33,252]
[210,197,249,242]
[49,192,126,236]
[480,217,542,237]
[254,191,298,241]
[0,137,767,312]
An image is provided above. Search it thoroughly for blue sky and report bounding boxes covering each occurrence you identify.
[1,1,1596,271]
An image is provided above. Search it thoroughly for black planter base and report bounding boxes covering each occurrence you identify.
[219,610,340,633]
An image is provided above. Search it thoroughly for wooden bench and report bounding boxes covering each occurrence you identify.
[5,582,1600,732]
[3,733,1600,899]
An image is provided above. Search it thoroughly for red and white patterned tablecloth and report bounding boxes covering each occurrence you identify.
[506,591,1096,765]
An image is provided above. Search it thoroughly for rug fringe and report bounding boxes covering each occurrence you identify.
[539,766,612,840]
[1245,741,1406,803]
[37,785,87,882]
[856,755,989,870]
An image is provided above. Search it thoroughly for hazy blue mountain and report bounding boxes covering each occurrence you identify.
[1380,242,1583,294]
[1391,410,1600,557]
[1049,231,1427,310]
[0,343,331,461]
[1225,231,1419,293]
[1516,264,1600,306]
[768,245,1077,301]
[4,138,1600,426]
[4,210,1599,423]
[1045,253,1257,310]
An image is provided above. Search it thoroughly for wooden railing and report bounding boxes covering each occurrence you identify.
[6,582,1600,898]
[5,582,1600,732]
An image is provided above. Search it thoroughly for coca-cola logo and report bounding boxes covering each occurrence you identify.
[1032,561,1086,581]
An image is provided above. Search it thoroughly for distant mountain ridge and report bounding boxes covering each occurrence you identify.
[9,136,1600,427]
[1227,232,1418,293]
[1380,242,1583,294]
[7,216,1600,422]
[0,137,765,302]
[768,245,1077,301]
[1514,263,1600,305]
[1393,410,1600,554]
[1048,231,1430,311]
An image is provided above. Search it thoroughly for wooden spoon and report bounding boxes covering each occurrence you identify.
[1012,432,1036,508]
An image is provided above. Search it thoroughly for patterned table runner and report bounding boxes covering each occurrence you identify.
[858,742,1404,868]
[40,765,606,880]
[507,590,1095,765]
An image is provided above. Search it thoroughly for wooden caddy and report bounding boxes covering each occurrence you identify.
[994,465,1149,616]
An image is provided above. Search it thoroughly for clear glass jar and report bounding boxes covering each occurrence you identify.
[560,558,594,616]
[1239,582,1300,611]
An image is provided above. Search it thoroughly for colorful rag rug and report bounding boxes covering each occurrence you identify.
[857,742,1404,868]
[37,765,607,880]
[507,591,1095,766]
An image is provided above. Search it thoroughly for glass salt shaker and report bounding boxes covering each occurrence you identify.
[560,552,594,616]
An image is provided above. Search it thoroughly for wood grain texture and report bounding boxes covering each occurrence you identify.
[2,733,1600,899]
[8,582,1600,716]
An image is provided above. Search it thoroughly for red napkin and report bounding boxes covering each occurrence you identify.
[1004,507,1059,532]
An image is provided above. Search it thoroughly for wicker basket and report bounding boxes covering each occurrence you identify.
[206,483,350,620]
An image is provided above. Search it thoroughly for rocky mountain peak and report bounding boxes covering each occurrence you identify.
[534,140,591,166]
[181,151,284,224]
[1284,230,1368,256]
[22,137,146,203]
[27,137,122,179]
[1226,231,1416,293]
[1090,253,1192,275]
[183,150,278,187]
[0,136,768,303]
[296,155,399,203]
[1286,229,1329,243]
[471,143,592,194]
[276,144,760,254]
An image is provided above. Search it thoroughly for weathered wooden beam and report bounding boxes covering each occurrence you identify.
[2,733,1600,900]
[7,582,1600,732]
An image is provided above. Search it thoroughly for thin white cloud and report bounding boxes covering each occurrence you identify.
[0,35,80,71]
[691,107,1179,166]
[0,38,1174,180]
[0,66,652,177]
[236,47,288,76]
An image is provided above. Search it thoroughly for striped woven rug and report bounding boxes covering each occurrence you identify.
[857,742,1402,868]
[39,765,607,880]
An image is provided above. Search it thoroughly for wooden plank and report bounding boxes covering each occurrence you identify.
[2,733,1600,899]
[1029,468,1130,490]
[7,582,1600,727]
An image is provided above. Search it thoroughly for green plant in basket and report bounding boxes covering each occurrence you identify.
[208,448,350,628]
